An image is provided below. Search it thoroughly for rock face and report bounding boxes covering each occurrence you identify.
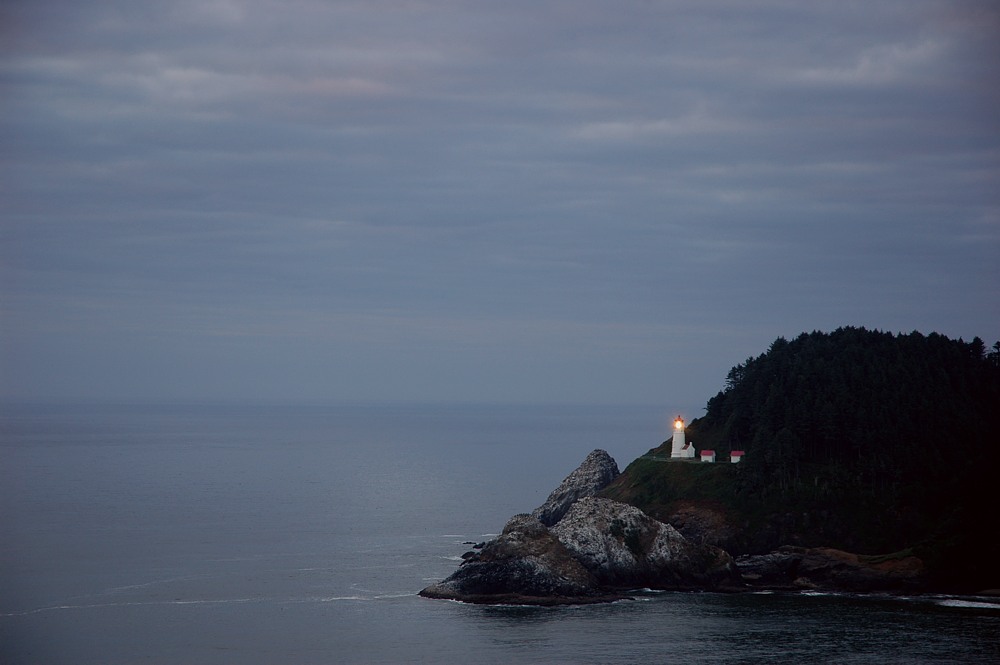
[418,514,615,605]
[666,501,738,549]
[420,499,743,604]
[531,449,620,527]
[736,546,926,592]
[552,497,742,590]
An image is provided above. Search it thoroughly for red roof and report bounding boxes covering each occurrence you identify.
[700,450,715,455]
[731,450,745,456]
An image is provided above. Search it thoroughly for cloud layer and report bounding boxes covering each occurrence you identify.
[2,1,998,405]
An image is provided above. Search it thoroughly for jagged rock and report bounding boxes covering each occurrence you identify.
[421,453,743,605]
[418,514,618,605]
[532,449,620,526]
[552,497,742,590]
[666,501,737,548]
[736,546,926,592]
[734,547,804,587]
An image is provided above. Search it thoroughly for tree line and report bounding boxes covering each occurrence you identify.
[687,327,1000,556]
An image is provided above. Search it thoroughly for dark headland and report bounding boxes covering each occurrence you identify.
[421,328,1000,604]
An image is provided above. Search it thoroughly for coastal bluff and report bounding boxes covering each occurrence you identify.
[424,328,1000,600]
[419,450,741,605]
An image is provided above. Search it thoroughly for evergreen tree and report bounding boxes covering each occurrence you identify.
[684,327,1000,563]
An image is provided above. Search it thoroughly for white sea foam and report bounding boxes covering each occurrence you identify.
[100,575,209,595]
[168,598,257,606]
[937,599,1000,610]
[1,597,260,617]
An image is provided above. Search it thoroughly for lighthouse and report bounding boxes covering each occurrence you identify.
[670,415,695,459]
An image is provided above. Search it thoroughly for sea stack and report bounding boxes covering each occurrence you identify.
[531,449,619,527]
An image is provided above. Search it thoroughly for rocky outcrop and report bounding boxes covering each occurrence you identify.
[665,501,738,548]
[552,497,742,591]
[421,440,948,602]
[531,449,620,526]
[420,499,743,605]
[418,514,618,605]
[736,546,926,592]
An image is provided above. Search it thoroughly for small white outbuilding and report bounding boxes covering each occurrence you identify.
[730,451,745,464]
[700,450,716,463]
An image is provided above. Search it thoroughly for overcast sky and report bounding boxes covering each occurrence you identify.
[2,1,998,408]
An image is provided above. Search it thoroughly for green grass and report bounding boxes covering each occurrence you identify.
[600,458,748,524]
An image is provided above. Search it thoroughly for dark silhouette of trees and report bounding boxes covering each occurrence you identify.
[687,327,1000,569]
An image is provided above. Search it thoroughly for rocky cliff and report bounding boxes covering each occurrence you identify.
[420,451,741,605]
[531,449,619,526]
[418,514,616,605]
[553,497,740,591]
[736,546,926,592]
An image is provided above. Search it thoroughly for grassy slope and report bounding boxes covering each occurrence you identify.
[600,443,999,592]
[601,458,742,523]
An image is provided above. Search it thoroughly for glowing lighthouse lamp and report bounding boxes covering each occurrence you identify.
[670,415,695,459]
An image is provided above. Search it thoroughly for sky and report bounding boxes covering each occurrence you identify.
[1,1,998,409]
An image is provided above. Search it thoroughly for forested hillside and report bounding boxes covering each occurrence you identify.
[695,328,1000,502]
[607,327,1000,591]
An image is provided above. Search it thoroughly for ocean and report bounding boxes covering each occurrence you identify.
[1,403,998,664]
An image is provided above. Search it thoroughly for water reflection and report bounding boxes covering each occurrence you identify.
[458,591,1000,664]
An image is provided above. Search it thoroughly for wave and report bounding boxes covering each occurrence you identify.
[2,590,424,617]
[100,574,210,595]
[0,597,259,618]
[937,599,1000,610]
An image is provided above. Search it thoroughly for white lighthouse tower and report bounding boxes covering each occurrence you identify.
[670,415,695,459]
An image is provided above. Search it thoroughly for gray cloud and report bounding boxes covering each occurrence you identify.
[2,0,998,405]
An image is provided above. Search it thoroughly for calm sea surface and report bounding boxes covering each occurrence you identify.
[1,403,998,664]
